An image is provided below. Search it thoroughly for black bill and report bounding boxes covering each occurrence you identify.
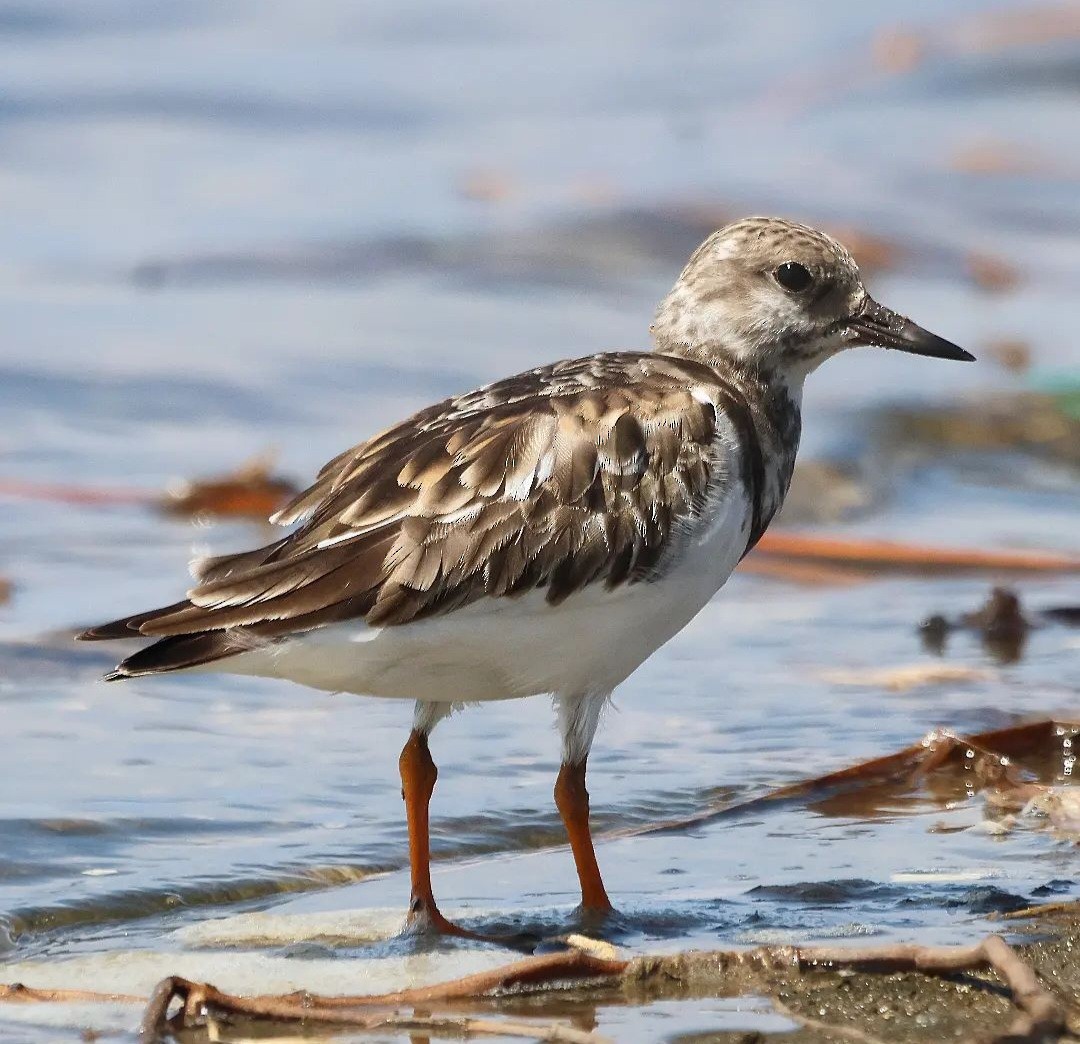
[848,298,975,362]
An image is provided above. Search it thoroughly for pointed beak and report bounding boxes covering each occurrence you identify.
[847,298,975,362]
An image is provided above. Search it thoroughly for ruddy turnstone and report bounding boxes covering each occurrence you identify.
[80,217,973,939]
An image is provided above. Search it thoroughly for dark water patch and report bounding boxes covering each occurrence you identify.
[0,90,430,133]
[421,789,750,861]
[128,208,733,292]
[2,862,389,945]
[743,879,1041,925]
[0,1,206,37]
[922,51,1080,101]
[0,640,120,682]
[0,860,71,885]
[273,358,478,404]
[125,201,1080,303]
[748,878,897,908]
[0,6,65,34]
[0,813,297,849]
[890,884,1033,916]
[1031,878,1075,897]
[0,368,296,427]
[599,902,741,945]
[948,886,1031,916]
[925,174,1080,237]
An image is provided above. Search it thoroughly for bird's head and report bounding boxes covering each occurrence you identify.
[652,216,973,381]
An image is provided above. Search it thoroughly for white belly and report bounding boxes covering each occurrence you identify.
[221,489,751,702]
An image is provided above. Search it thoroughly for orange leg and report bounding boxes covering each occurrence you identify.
[554,759,613,914]
[398,729,490,941]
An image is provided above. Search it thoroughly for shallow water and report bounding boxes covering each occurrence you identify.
[1,1,1079,1041]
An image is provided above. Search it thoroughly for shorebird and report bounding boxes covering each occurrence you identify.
[80,217,973,940]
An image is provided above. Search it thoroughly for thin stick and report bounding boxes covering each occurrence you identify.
[978,935,1062,1044]
[608,719,1070,843]
[0,983,143,1004]
[754,532,1080,572]
[147,950,627,1020]
[204,1010,608,1042]
[737,556,869,585]
[0,478,154,506]
[1000,898,1080,921]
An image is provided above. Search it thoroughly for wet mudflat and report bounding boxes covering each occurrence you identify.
[1,1,1079,1041]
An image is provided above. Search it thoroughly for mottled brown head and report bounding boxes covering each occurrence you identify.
[652,216,972,380]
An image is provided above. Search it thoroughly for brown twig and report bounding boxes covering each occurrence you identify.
[136,951,627,1041]
[607,720,1068,843]
[1000,898,1080,921]
[0,478,154,507]
[737,555,869,585]
[976,935,1064,1044]
[0,454,297,521]
[752,532,1080,573]
[346,1014,608,1041]
[144,982,606,1043]
[0,983,143,1004]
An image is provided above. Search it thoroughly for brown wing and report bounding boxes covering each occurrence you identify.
[84,352,746,661]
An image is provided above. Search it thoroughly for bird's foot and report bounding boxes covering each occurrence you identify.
[403,897,538,951]
[573,900,618,934]
[404,897,484,940]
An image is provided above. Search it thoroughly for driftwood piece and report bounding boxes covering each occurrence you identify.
[141,971,607,1042]
[609,718,1075,843]
[123,935,1065,1043]
[0,454,298,521]
[137,954,623,1041]
[159,453,299,520]
[1001,898,1080,921]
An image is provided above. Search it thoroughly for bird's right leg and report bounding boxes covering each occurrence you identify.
[398,704,488,940]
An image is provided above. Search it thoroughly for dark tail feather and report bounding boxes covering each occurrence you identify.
[82,534,291,641]
[78,600,193,641]
[105,631,246,680]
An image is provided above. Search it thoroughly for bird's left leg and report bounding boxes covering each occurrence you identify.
[553,691,613,915]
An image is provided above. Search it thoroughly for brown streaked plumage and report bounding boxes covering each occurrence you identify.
[83,352,773,671]
[80,216,973,943]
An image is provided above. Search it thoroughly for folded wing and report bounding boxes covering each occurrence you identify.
[82,352,757,676]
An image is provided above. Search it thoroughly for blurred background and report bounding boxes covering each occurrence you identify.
[0,2,1078,1041]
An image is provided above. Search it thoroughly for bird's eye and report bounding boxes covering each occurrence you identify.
[774,262,813,293]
